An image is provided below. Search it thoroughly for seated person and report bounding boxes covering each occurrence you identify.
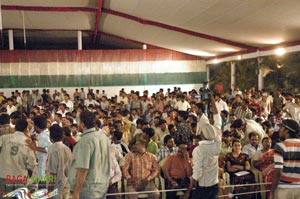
[157,134,178,163]
[252,137,274,194]
[163,141,192,199]
[242,132,263,159]
[143,127,158,155]
[122,140,159,199]
[225,139,255,199]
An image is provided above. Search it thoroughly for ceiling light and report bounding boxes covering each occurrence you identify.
[237,55,242,60]
[213,59,219,64]
[184,50,215,57]
[142,44,147,50]
[274,48,286,56]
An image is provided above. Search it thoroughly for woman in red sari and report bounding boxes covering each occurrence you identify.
[252,137,274,193]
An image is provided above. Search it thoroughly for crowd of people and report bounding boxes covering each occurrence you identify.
[0,85,300,199]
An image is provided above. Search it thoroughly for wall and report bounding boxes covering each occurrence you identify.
[0,49,206,97]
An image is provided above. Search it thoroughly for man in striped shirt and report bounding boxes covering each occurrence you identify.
[270,119,300,199]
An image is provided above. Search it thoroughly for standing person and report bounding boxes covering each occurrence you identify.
[27,115,52,180]
[0,118,36,196]
[269,119,300,199]
[47,124,72,199]
[68,111,111,199]
[184,96,222,199]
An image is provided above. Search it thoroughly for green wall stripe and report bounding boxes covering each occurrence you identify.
[0,72,207,88]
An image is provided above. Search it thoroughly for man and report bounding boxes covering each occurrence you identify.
[157,134,178,162]
[27,115,52,179]
[0,119,36,195]
[185,95,222,199]
[123,139,159,199]
[68,111,111,199]
[0,114,15,137]
[214,93,229,114]
[174,111,192,146]
[242,131,263,159]
[156,119,169,147]
[192,102,209,136]
[270,119,300,199]
[6,98,17,115]
[62,94,74,112]
[163,141,192,199]
[234,98,252,120]
[174,94,191,111]
[47,124,72,199]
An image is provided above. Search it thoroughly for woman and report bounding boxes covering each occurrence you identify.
[252,137,274,194]
[225,139,255,199]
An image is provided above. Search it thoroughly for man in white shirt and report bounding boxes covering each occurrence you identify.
[185,96,221,199]
[174,94,191,111]
[214,93,229,114]
[192,102,209,135]
[242,131,263,159]
[62,94,74,112]
[6,98,17,115]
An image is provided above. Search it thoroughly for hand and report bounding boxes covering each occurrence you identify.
[268,192,274,199]
[72,192,80,199]
[127,177,134,186]
[182,193,190,199]
[26,139,37,151]
[170,180,179,188]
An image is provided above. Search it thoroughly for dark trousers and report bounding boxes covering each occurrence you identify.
[192,183,219,199]
[107,182,120,199]
[165,178,190,199]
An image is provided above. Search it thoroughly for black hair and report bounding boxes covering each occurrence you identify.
[248,131,259,139]
[143,127,155,138]
[114,130,123,141]
[79,111,95,129]
[49,124,64,142]
[15,118,28,132]
[163,134,173,144]
[195,103,205,113]
[33,115,48,129]
[0,114,10,125]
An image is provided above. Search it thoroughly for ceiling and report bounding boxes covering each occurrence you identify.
[1,0,300,59]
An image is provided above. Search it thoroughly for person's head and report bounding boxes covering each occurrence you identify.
[64,94,70,101]
[168,124,176,135]
[192,103,205,115]
[71,124,78,134]
[262,137,271,150]
[143,127,155,142]
[177,141,188,158]
[249,132,259,147]
[223,130,233,144]
[200,123,216,141]
[221,110,229,121]
[164,134,175,149]
[232,139,242,152]
[242,98,250,108]
[49,124,64,143]
[0,114,10,125]
[33,115,48,133]
[136,119,144,129]
[279,119,300,139]
[135,139,147,153]
[177,111,188,122]
[54,113,62,122]
[15,118,28,132]
[158,119,167,131]
[10,111,24,125]
[113,130,123,143]
[79,111,95,131]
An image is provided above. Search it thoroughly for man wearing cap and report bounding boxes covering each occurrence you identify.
[184,96,222,199]
[269,119,300,199]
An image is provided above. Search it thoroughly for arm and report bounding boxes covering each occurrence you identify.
[26,139,47,153]
[269,168,282,199]
[72,168,89,199]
